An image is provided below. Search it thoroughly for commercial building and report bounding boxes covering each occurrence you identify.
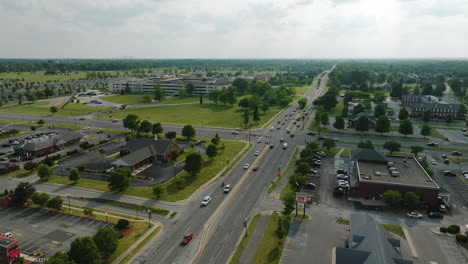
[0,233,21,264]
[350,149,440,207]
[108,77,232,96]
[113,138,180,171]
[401,95,461,119]
[13,131,82,158]
[335,213,413,264]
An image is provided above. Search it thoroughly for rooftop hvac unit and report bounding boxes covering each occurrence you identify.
[391,171,399,177]
[364,176,371,180]
[387,162,394,167]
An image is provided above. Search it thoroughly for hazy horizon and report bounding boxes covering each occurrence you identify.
[1,0,468,59]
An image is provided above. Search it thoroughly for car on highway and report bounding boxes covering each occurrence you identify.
[266,139,270,144]
[201,196,212,206]
[290,133,294,138]
[307,132,316,136]
[464,132,468,137]
[452,151,462,156]
[444,171,456,177]
[406,212,423,219]
[243,163,250,169]
[286,129,290,134]
[269,144,274,149]
[253,165,259,171]
[282,143,288,149]
[181,233,193,245]
[112,120,118,123]
[431,160,437,165]
[427,142,438,147]
[231,131,239,135]
[270,126,274,131]
[257,138,262,143]
[254,151,260,156]
[280,138,284,142]
[444,159,450,164]
[277,126,281,130]
[79,118,85,121]
[428,211,444,219]
[305,182,316,189]
[224,184,232,193]
[293,121,297,124]
[296,124,300,127]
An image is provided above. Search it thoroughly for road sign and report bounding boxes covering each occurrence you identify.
[276,173,281,177]
[296,193,308,203]
[297,203,305,209]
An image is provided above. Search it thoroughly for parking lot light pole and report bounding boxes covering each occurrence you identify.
[147,210,151,228]
[66,193,71,212]
[244,217,248,237]
[59,164,64,178]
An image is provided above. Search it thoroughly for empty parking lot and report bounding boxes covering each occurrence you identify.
[0,206,108,258]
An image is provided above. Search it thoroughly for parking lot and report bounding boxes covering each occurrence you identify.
[0,206,107,258]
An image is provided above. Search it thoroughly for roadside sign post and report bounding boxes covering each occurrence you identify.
[296,193,308,218]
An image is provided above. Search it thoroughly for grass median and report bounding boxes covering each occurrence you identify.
[230,213,261,264]
[251,212,289,264]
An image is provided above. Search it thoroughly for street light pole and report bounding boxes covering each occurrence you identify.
[244,217,248,237]
[59,164,64,178]
[66,193,71,212]
[147,210,151,228]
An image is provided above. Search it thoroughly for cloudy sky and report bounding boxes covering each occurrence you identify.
[1,0,467,58]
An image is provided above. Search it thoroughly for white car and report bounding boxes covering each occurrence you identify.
[337,174,349,180]
[406,212,423,219]
[338,183,349,188]
[431,160,437,165]
[243,163,250,169]
[266,139,270,144]
[201,196,212,206]
[270,126,274,131]
[224,184,232,193]
[463,132,468,137]
[337,180,348,185]
[280,138,284,142]
[254,151,260,156]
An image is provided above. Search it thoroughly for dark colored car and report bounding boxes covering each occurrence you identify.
[337,169,348,175]
[269,144,274,149]
[307,132,316,136]
[444,159,450,164]
[305,182,316,189]
[1,144,10,148]
[452,151,462,156]
[290,133,294,138]
[181,233,193,245]
[318,136,327,140]
[427,142,438,147]
[428,211,444,219]
[444,171,456,177]
[253,165,259,171]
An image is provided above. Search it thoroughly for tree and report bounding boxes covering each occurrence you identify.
[152,185,167,199]
[422,109,432,122]
[374,91,386,102]
[37,119,45,126]
[124,82,131,94]
[24,161,39,171]
[375,116,390,135]
[181,125,196,140]
[107,167,132,192]
[358,140,374,149]
[333,116,345,131]
[165,131,176,140]
[295,162,310,175]
[253,107,260,124]
[275,217,285,239]
[352,104,365,115]
[152,122,163,135]
[238,97,250,108]
[390,80,402,98]
[122,114,140,132]
[153,85,164,101]
[199,95,203,104]
[322,138,335,152]
[185,83,195,95]
[139,120,152,133]
[68,236,101,264]
[142,93,153,102]
[320,112,329,128]
[399,119,413,136]
[403,192,420,209]
[298,98,308,109]
[410,146,424,157]
[206,144,218,159]
[31,192,49,206]
[420,124,431,138]
[355,115,370,132]
[232,78,249,94]
[446,114,453,124]
[50,106,58,114]
[382,190,402,207]
[383,141,401,154]
[37,164,53,181]
[44,251,75,264]
[27,93,37,103]
[13,182,36,203]
[458,104,466,119]
[282,193,295,216]
[243,109,250,128]
[178,89,187,97]
[69,168,81,182]
[398,108,409,120]
[208,89,220,104]
[46,196,63,209]
[422,83,433,95]
[374,104,386,118]
[184,152,202,177]
[93,227,119,256]
[434,83,445,96]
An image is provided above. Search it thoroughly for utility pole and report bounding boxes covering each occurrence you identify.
[66,193,71,212]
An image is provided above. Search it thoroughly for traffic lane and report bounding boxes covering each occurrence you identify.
[197,141,294,264]
[405,226,450,264]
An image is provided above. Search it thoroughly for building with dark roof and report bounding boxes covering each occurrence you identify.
[350,149,440,206]
[13,131,82,158]
[335,213,413,264]
[108,77,232,96]
[401,95,461,119]
[0,233,21,264]
[113,138,180,171]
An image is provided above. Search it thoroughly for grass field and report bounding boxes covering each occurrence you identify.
[0,71,88,82]
[103,94,205,106]
[381,224,405,238]
[329,99,344,117]
[0,101,112,116]
[112,103,283,128]
[251,212,289,264]
[294,86,310,95]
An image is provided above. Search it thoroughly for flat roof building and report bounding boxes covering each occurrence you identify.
[0,233,20,264]
[351,149,440,206]
[401,95,461,119]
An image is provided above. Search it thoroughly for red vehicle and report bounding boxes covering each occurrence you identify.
[181,233,193,245]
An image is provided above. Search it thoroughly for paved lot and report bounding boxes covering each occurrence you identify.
[438,128,468,143]
[0,206,107,258]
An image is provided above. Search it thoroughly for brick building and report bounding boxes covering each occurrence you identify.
[350,149,440,207]
[401,95,461,119]
[0,233,21,264]
[14,131,82,158]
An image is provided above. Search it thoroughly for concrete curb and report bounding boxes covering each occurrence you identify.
[402,227,418,259]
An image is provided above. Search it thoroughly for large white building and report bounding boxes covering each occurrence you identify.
[108,77,232,96]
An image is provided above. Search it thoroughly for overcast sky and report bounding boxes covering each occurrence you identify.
[1,0,467,59]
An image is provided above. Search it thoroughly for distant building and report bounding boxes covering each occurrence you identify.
[0,233,21,264]
[13,131,82,158]
[335,213,413,264]
[350,149,440,207]
[401,95,461,119]
[113,138,180,171]
[108,77,232,96]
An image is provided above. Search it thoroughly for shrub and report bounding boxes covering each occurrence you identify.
[98,140,108,145]
[456,234,468,244]
[78,166,85,172]
[447,225,460,234]
[119,149,130,157]
[83,207,93,216]
[31,192,49,206]
[170,149,181,160]
[116,219,129,230]
[440,227,447,233]
[24,161,39,171]
[46,196,63,210]
[99,148,105,154]
[66,149,79,155]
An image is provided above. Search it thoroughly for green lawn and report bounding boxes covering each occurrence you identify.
[329,99,344,117]
[112,103,283,128]
[161,140,247,201]
[230,214,261,264]
[0,71,88,82]
[294,86,310,95]
[0,169,32,178]
[381,224,405,238]
[251,212,289,264]
[0,101,112,116]
[103,94,207,106]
